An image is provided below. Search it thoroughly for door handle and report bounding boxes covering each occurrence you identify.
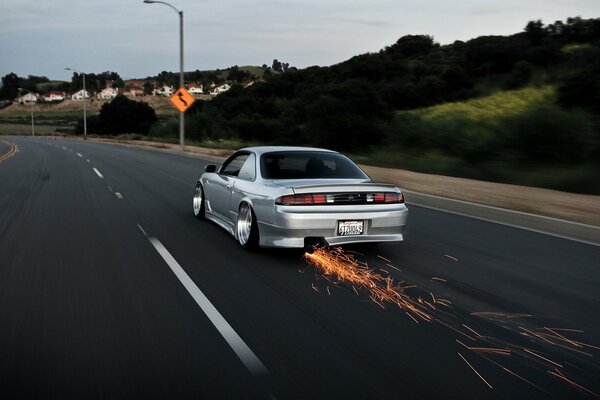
[226,185,232,190]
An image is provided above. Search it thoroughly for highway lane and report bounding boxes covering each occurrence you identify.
[1,136,599,399]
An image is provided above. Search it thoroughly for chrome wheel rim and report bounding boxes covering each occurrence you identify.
[193,184,202,215]
[237,204,252,245]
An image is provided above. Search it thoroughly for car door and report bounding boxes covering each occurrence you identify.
[229,153,257,221]
[210,152,250,222]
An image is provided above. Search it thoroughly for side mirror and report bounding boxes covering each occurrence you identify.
[205,164,217,173]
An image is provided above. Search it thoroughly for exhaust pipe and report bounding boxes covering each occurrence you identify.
[304,237,327,253]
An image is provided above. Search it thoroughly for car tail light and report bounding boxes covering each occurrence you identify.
[384,192,404,203]
[276,194,326,205]
[276,192,404,205]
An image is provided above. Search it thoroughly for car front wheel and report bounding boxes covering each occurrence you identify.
[236,203,259,250]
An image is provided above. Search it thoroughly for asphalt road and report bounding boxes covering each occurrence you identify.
[1,137,599,399]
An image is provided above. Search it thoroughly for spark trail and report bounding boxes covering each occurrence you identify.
[303,246,600,398]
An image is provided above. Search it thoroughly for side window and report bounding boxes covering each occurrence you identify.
[221,153,249,177]
[237,153,256,181]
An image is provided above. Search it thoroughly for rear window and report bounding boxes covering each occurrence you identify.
[260,151,369,179]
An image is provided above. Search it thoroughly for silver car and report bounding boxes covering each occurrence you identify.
[193,146,408,249]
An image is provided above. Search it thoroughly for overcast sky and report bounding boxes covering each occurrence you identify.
[1,0,598,81]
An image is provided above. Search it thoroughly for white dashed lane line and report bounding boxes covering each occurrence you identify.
[76,153,83,158]
[93,168,104,179]
[142,231,269,378]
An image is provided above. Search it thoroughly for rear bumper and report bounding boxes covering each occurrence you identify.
[258,204,408,248]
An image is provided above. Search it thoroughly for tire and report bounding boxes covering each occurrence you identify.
[193,182,205,219]
[236,203,259,250]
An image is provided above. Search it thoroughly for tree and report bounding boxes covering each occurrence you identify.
[272,59,283,73]
[0,72,22,100]
[99,95,158,135]
[387,35,438,58]
[227,65,251,82]
[525,20,546,44]
[558,67,600,113]
[113,78,125,88]
[143,81,154,95]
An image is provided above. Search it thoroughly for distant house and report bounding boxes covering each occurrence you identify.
[154,85,174,96]
[17,92,39,104]
[125,79,146,88]
[71,89,91,100]
[209,83,231,95]
[42,91,66,102]
[122,85,144,97]
[97,87,118,100]
[187,83,204,95]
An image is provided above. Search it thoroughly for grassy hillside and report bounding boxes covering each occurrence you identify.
[373,86,599,193]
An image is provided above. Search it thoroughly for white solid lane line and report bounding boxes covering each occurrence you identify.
[148,237,269,377]
[93,168,104,179]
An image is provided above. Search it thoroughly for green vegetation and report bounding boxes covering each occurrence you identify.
[2,16,600,194]
[375,86,599,193]
[75,95,157,135]
[156,16,597,194]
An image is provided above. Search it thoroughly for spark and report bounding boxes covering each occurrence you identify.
[386,263,402,272]
[480,354,549,394]
[548,368,600,397]
[377,255,391,263]
[302,247,600,396]
[456,340,511,356]
[523,348,563,368]
[429,292,436,304]
[462,324,482,338]
[542,327,600,350]
[458,352,493,389]
[304,247,437,322]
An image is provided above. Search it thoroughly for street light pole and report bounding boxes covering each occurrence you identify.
[65,67,87,140]
[18,88,35,136]
[144,0,185,149]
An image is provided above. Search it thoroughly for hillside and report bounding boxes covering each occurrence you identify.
[2,17,599,194]
[150,16,597,194]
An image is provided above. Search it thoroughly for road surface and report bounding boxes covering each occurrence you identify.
[1,137,599,399]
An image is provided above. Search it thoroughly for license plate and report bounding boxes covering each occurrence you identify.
[338,220,364,236]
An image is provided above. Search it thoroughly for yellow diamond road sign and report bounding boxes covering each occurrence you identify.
[170,87,195,112]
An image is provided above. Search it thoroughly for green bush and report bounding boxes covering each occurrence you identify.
[99,95,157,135]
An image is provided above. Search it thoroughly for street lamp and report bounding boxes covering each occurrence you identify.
[65,67,87,140]
[144,0,185,149]
[18,88,35,137]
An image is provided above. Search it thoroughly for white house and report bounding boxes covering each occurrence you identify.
[17,92,39,104]
[154,85,174,96]
[121,86,144,97]
[97,87,118,100]
[43,91,66,102]
[71,90,91,101]
[188,83,204,95]
[209,83,231,95]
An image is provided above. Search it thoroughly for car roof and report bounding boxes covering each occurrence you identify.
[239,146,338,156]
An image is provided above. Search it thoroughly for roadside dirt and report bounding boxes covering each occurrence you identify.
[0,97,178,115]
[66,137,600,227]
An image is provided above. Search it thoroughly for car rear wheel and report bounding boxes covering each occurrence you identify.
[236,203,259,249]
[193,182,205,219]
